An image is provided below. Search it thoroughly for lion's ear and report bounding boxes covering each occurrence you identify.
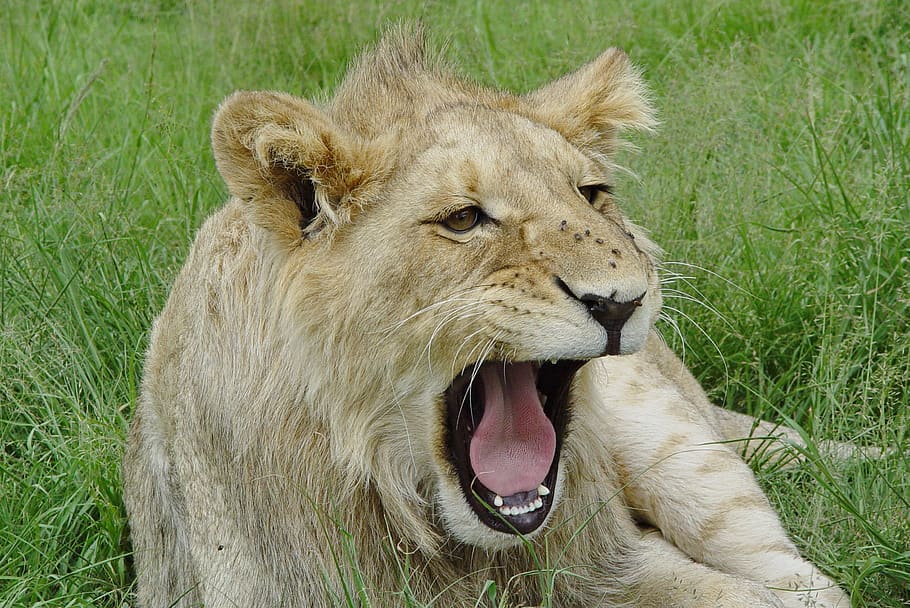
[524,48,656,156]
[211,90,389,238]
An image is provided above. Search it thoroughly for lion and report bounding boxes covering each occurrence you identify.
[123,28,851,608]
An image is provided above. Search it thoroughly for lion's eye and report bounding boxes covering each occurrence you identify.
[441,206,484,233]
[579,184,613,204]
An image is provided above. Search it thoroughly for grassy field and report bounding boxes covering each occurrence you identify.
[1,0,907,606]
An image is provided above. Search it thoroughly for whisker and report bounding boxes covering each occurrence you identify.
[417,289,529,366]
[659,260,754,298]
[660,288,733,328]
[659,271,697,285]
[657,311,688,359]
[661,304,730,380]
[456,337,501,431]
[423,307,486,368]
[375,287,489,337]
[450,327,491,379]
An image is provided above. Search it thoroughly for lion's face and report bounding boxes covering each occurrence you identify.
[343,106,660,546]
[210,40,656,549]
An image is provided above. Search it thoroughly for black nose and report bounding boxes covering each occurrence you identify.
[578,292,644,355]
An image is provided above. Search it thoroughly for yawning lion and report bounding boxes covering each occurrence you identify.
[123,27,849,608]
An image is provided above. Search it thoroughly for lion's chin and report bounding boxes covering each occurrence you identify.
[443,359,584,536]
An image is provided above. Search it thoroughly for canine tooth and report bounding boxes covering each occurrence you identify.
[538,484,550,496]
[493,495,503,507]
[548,358,558,364]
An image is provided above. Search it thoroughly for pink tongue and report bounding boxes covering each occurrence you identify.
[468,362,555,497]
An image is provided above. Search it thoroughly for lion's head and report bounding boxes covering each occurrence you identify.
[209,29,657,550]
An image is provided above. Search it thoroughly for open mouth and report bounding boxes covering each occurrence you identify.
[444,359,584,535]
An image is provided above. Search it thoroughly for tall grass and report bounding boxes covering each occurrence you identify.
[0,1,907,606]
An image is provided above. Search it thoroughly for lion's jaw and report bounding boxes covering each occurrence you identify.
[210,44,658,550]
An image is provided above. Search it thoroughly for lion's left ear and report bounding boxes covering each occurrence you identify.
[523,48,656,156]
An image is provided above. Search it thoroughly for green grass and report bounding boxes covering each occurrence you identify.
[1,0,907,606]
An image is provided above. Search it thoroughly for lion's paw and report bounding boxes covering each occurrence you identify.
[770,574,850,608]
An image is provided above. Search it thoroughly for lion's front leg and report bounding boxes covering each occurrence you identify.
[580,356,849,608]
[609,529,785,608]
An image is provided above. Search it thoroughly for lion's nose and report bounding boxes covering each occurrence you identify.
[578,292,644,355]
[579,293,643,328]
[554,278,646,355]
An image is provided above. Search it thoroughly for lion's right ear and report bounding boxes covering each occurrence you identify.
[211,91,390,238]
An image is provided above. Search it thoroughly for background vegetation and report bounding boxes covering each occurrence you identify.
[1,0,907,606]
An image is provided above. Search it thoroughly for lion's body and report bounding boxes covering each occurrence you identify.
[123,30,848,607]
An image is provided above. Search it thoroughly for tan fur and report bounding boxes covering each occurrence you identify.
[123,27,849,607]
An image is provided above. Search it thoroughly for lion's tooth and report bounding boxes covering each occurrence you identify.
[493,495,503,507]
[548,358,558,364]
[499,497,546,516]
[538,484,550,496]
